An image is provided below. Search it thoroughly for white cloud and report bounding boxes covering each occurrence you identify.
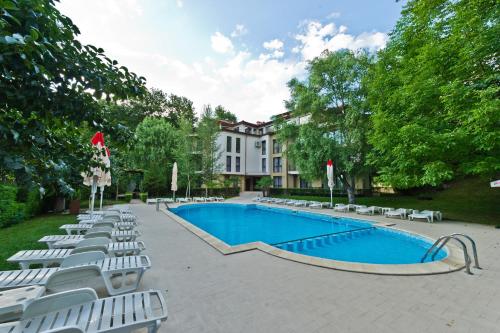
[327,11,341,19]
[263,39,284,50]
[231,24,248,37]
[176,0,183,8]
[56,2,387,122]
[295,20,387,60]
[210,32,234,54]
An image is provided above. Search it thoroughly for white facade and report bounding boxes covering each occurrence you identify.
[216,130,271,176]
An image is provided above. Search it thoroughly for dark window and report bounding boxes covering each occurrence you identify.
[261,140,266,155]
[226,136,232,152]
[226,156,232,172]
[261,158,266,172]
[300,179,310,189]
[273,139,281,154]
[273,176,282,188]
[273,157,282,173]
[236,138,241,153]
[235,157,240,172]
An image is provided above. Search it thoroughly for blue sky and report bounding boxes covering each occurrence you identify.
[58,0,403,122]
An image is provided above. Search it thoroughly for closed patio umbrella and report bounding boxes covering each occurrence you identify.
[99,147,111,210]
[327,159,334,208]
[171,162,178,201]
[81,132,108,214]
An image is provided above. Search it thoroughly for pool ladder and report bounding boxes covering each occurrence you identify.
[421,233,480,274]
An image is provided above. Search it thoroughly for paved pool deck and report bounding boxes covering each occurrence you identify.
[132,199,500,333]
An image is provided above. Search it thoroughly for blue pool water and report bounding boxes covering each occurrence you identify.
[171,203,447,264]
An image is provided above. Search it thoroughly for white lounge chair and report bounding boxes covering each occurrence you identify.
[213,197,224,202]
[176,197,190,203]
[40,230,140,249]
[308,201,323,209]
[384,208,408,219]
[334,204,349,212]
[356,206,380,215]
[60,222,136,235]
[421,210,442,222]
[0,252,151,295]
[251,197,262,202]
[408,210,440,223]
[193,197,206,202]
[8,238,146,269]
[0,288,167,333]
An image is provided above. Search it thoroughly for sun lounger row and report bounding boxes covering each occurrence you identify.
[0,205,168,332]
[253,197,442,223]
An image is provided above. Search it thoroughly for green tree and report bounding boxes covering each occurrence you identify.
[132,117,177,196]
[214,105,237,122]
[278,50,372,203]
[130,88,197,127]
[256,176,273,197]
[366,0,500,188]
[0,0,146,194]
[197,105,221,196]
[174,117,200,198]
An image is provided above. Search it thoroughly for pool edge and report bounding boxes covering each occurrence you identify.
[161,204,466,275]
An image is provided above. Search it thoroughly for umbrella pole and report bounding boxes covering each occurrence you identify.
[100,187,104,210]
[330,188,333,209]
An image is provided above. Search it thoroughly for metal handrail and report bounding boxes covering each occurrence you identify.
[431,233,480,269]
[421,233,479,274]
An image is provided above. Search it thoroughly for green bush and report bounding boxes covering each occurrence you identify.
[139,192,148,202]
[0,184,26,228]
[269,188,371,197]
[24,188,42,217]
[124,192,133,203]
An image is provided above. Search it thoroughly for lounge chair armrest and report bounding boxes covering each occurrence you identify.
[150,289,169,321]
[22,288,97,319]
[138,241,146,251]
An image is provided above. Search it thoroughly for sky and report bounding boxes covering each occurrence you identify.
[57,0,404,122]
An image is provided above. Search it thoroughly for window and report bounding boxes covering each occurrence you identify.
[261,158,267,172]
[272,139,281,154]
[300,179,310,189]
[273,157,282,173]
[235,157,240,172]
[236,138,241,153]
[226,156,232,172]
[273,176,282,188]
[226,136,232,152]
[261,140,266,155]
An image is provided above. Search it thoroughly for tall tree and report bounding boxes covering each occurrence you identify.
[214,105,237,122]
[197,105,222,195]
[174,117,200,198]
[278,50,372,203]
[130,88,197,127]
[367,0,500,188]
[0,0,146,193]
[132,117,177,196]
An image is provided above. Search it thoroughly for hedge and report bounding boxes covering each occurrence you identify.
[124,193,133,202]
[181,187,240,198]
[0,184,26,228]
[139,192,148,202]
[269,188,371,197]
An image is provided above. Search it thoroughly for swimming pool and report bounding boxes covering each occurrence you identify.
[170,203,447,265]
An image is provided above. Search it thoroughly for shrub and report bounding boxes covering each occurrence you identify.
[124,192,133,203]
[24,188,42,217]
[139,192,148,202]
[0,184,26,228]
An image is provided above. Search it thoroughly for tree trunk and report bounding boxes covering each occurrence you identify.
[341,174,356,204]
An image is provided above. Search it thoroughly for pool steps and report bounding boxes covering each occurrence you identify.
[275,228,376,253]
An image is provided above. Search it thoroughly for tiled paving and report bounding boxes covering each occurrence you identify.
[133,199,500,333]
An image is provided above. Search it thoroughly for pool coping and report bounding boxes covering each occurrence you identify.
[161,203,466,275]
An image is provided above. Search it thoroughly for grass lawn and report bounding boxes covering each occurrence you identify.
[274,178,500,226]
[0,214,75,271]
